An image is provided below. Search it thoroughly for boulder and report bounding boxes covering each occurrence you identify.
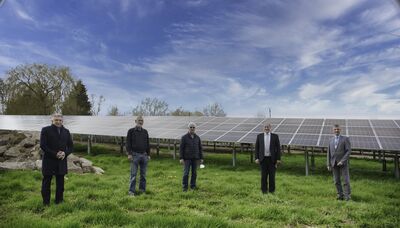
[19,137,37,148]
[0,145,7,156]
[92,166,105,175]
[0,161,36,170]
[35,160,42,170]
[4,147,21,158]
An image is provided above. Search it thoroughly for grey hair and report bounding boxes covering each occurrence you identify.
[188,122,196,128]
[333,124,340,128]
[51,113,63,119]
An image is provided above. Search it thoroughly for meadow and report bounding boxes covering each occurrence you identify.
[0,143,399,227]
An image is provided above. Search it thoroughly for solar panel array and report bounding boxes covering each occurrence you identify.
[0,115,399,151]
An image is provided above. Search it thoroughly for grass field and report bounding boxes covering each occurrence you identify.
[1,143,399,227]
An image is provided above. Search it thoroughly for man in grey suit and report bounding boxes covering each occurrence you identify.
[327,124,352,201]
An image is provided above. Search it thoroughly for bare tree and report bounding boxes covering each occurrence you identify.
[170,106,204,116]
[90,94,105,116]
[4,63,74,114]
[132,97,169,116]
[203,102,226,117]
[108,105,120,116]
[0,78,6,114]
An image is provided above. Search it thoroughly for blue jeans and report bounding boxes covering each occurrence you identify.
[182,159,198,190]
[129,153,148,193]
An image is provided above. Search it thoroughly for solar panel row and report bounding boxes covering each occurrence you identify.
[0,115,399,151]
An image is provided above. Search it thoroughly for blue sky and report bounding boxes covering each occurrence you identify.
[0,0,400,118]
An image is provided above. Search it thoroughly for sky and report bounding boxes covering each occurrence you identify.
[0,0,400,118]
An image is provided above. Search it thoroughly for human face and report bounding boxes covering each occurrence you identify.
[264,124,271,133]
[52,116,63,127]
[333,126,341,136]
[189,125,196,134]
[135,118,144,127]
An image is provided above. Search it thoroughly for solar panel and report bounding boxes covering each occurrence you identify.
[1,115,399,151]
[374,128,400,137]
[347,119,371,127]
[370,120,398,128]
[238,132,258,144]
[216,132,247,142]
[349,136,380,150]
[276,133,294,145]
[348,127,375,136]
[297,125,323,134]
[302,119,324,126]
[379,137,400,151]
[231,123,259,132]
[274,125,299,133]
[290,134,319,146]
[324,119,345,126]
[282,118,303,125]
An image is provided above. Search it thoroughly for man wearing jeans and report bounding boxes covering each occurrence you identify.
[126,115,150,196]
[180,122,203,191]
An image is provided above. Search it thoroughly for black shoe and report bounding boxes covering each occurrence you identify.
[262,191,267,194]
[183,188,188,192]
[190,187,198,190]
[55,200,64,204]
[43,202,50,206]
[336,196,344,201]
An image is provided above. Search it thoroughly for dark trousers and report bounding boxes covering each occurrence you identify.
[182,159,198,190]
[260,156,276,193]
[129,153,148,193]
[41,175,64,205]
[332,162,351,199]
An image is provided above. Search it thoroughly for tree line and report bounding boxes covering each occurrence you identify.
[0,63,226,117]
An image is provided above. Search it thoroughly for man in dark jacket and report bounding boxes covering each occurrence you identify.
[255,122,281,194]
[40,114,73,205]
[179,122,203,191]
[126,115,150,196]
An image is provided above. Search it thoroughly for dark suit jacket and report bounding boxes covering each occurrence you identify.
[255,133,281,163]
[40,124,73,175]
[179,133,203,160]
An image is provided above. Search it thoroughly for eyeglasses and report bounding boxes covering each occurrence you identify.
[189,127,195,129]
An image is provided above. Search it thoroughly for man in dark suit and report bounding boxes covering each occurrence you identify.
[255,122,281,194]
[327,124,351,201]
[40,114,73,205]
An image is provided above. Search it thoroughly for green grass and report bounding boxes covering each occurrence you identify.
[1,144,399,227]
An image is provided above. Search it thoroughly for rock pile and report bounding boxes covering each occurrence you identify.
[0,131,104,174]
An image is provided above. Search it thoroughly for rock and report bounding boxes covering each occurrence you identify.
[0,145,7,156]
[0,157,4,162]
[0,161,36,170]
[8,132,26,145]
[35,160,42,170]
[4,147,21,158]
[19,137,37,148]
[92,166,105,175]
[67,159,83,174]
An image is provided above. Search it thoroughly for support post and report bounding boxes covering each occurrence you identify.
[232,143,236,167]
[288,145,291,154]
[394,152,399,179]
[305,146,309,176]
[311,147,315,171]
[157,138,160,156]
[174,140,177,160]
[214,142,216,153]
[383,151,387,172]
[120,137,124,154]
[87,135,92,155]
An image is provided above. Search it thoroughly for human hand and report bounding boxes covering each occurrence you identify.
[180,159,184,164]
[200,159,204,164]
[327,166,331,171]
[148,156,151,161]
[337,161,343,166]
[255,159,259,164]
[128,155,133,161]
[275,160,281,168]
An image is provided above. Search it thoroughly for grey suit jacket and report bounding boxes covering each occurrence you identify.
[327,135,351,167]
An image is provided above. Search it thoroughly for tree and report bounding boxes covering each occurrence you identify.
[61,80,91,115]
[170,106,204,116]
[0,78,6,114]
[132,97,169,116]
[4,63,74,114]
[203,102,226,117]
[108,105,120,116]
[90,94,105,116]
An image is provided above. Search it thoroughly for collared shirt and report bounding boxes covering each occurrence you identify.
[264,132,271,156]
[334,135,340,149]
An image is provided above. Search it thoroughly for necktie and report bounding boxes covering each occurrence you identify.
[335,136,339,148]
